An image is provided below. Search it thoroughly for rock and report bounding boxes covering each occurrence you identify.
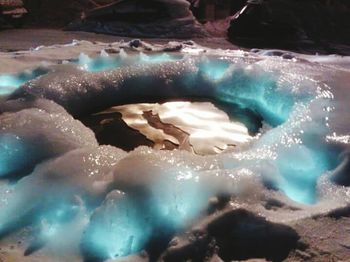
[161,208,300,262]
[104,48,120,54]
[228,0,350,55]
[209,254,224,262]
[207,209,300,261]
[295,250,312,260]
[129,39,142,48]
[22,0,91,27]
[67,0,208,38]
[81,110,155,152]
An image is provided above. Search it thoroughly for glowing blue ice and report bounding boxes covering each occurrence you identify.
[152,171,210,228]
[198,59,230,81]
[276,145,334,204]
[0,134,27,177]
[78,52,182,72]
[78,53,122,72]
[0,70,47,96]
[215,67,308,126]
[0,51,342,261]
[83,181,210,260]
[139,52,180,64]
[83,192,153,259]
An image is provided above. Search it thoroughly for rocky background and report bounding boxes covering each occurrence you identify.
[228,0,350,54]
[1,0,349,53]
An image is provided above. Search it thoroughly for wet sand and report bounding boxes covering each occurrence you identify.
[0,29,237,52]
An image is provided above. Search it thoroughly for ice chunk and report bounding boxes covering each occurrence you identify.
[0,68,48,97]
[82,191,154,260]
[78,53,122,72]
[0,107,97,178]
[0,146,126,239]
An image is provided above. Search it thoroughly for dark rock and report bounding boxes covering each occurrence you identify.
[295,249,312,260]
[228,0,350,55]
[162,209,300,262]
[162,43,183,52]
[104,48,120,54]
[207,209,300,261]
[67,0,208,38]
[22,0,91,27]
[81,111,154,152]
[129,39,142,48]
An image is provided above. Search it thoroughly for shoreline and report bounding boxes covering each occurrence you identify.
[0,28,237,53]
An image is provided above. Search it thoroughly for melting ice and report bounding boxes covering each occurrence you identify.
[0,68,48,97]
[0,43,349,261]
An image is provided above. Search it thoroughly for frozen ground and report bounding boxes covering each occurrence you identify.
[0,29,236,53]
[0,36,350,262]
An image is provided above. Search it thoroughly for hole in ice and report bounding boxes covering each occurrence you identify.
[82,100,261,154]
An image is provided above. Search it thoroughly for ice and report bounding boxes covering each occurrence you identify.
[77,51,182,73]
[82,190,154,260]
[198,58,230,81]
[0,68,48,97]
[7,53,338,203]
[0,146,126,245]
[83,147,258,260]
[1,44,350,260]
[138,52,181,64]
[0,103,97,178]
[78,53,122,72]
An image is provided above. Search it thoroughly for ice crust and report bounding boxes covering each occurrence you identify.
[0,68,48,98]
[0,101,97,178]
[0,42,350,260]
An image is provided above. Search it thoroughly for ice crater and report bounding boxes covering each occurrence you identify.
[0,45,348,261]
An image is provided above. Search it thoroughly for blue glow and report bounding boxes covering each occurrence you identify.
[215,68,309,126]
[83,193,153,259]
[139,53,180,64]
[0,70,48,96]
[78,53,122,72]
[39,202,80,224]
[0,134,27,177]
[78,52,181,72]
[0,54,340,260]
[152,174,210,228]
[83,171,211,260]
[198,59,230,81]
[276,145,332,204]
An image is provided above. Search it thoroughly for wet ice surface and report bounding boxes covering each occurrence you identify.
[0,68,48,98]
[0,40,350,261]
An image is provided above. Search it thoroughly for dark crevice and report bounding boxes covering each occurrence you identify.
[81,111,154,151]
[207,209,300,262]
[162,209,300,262]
